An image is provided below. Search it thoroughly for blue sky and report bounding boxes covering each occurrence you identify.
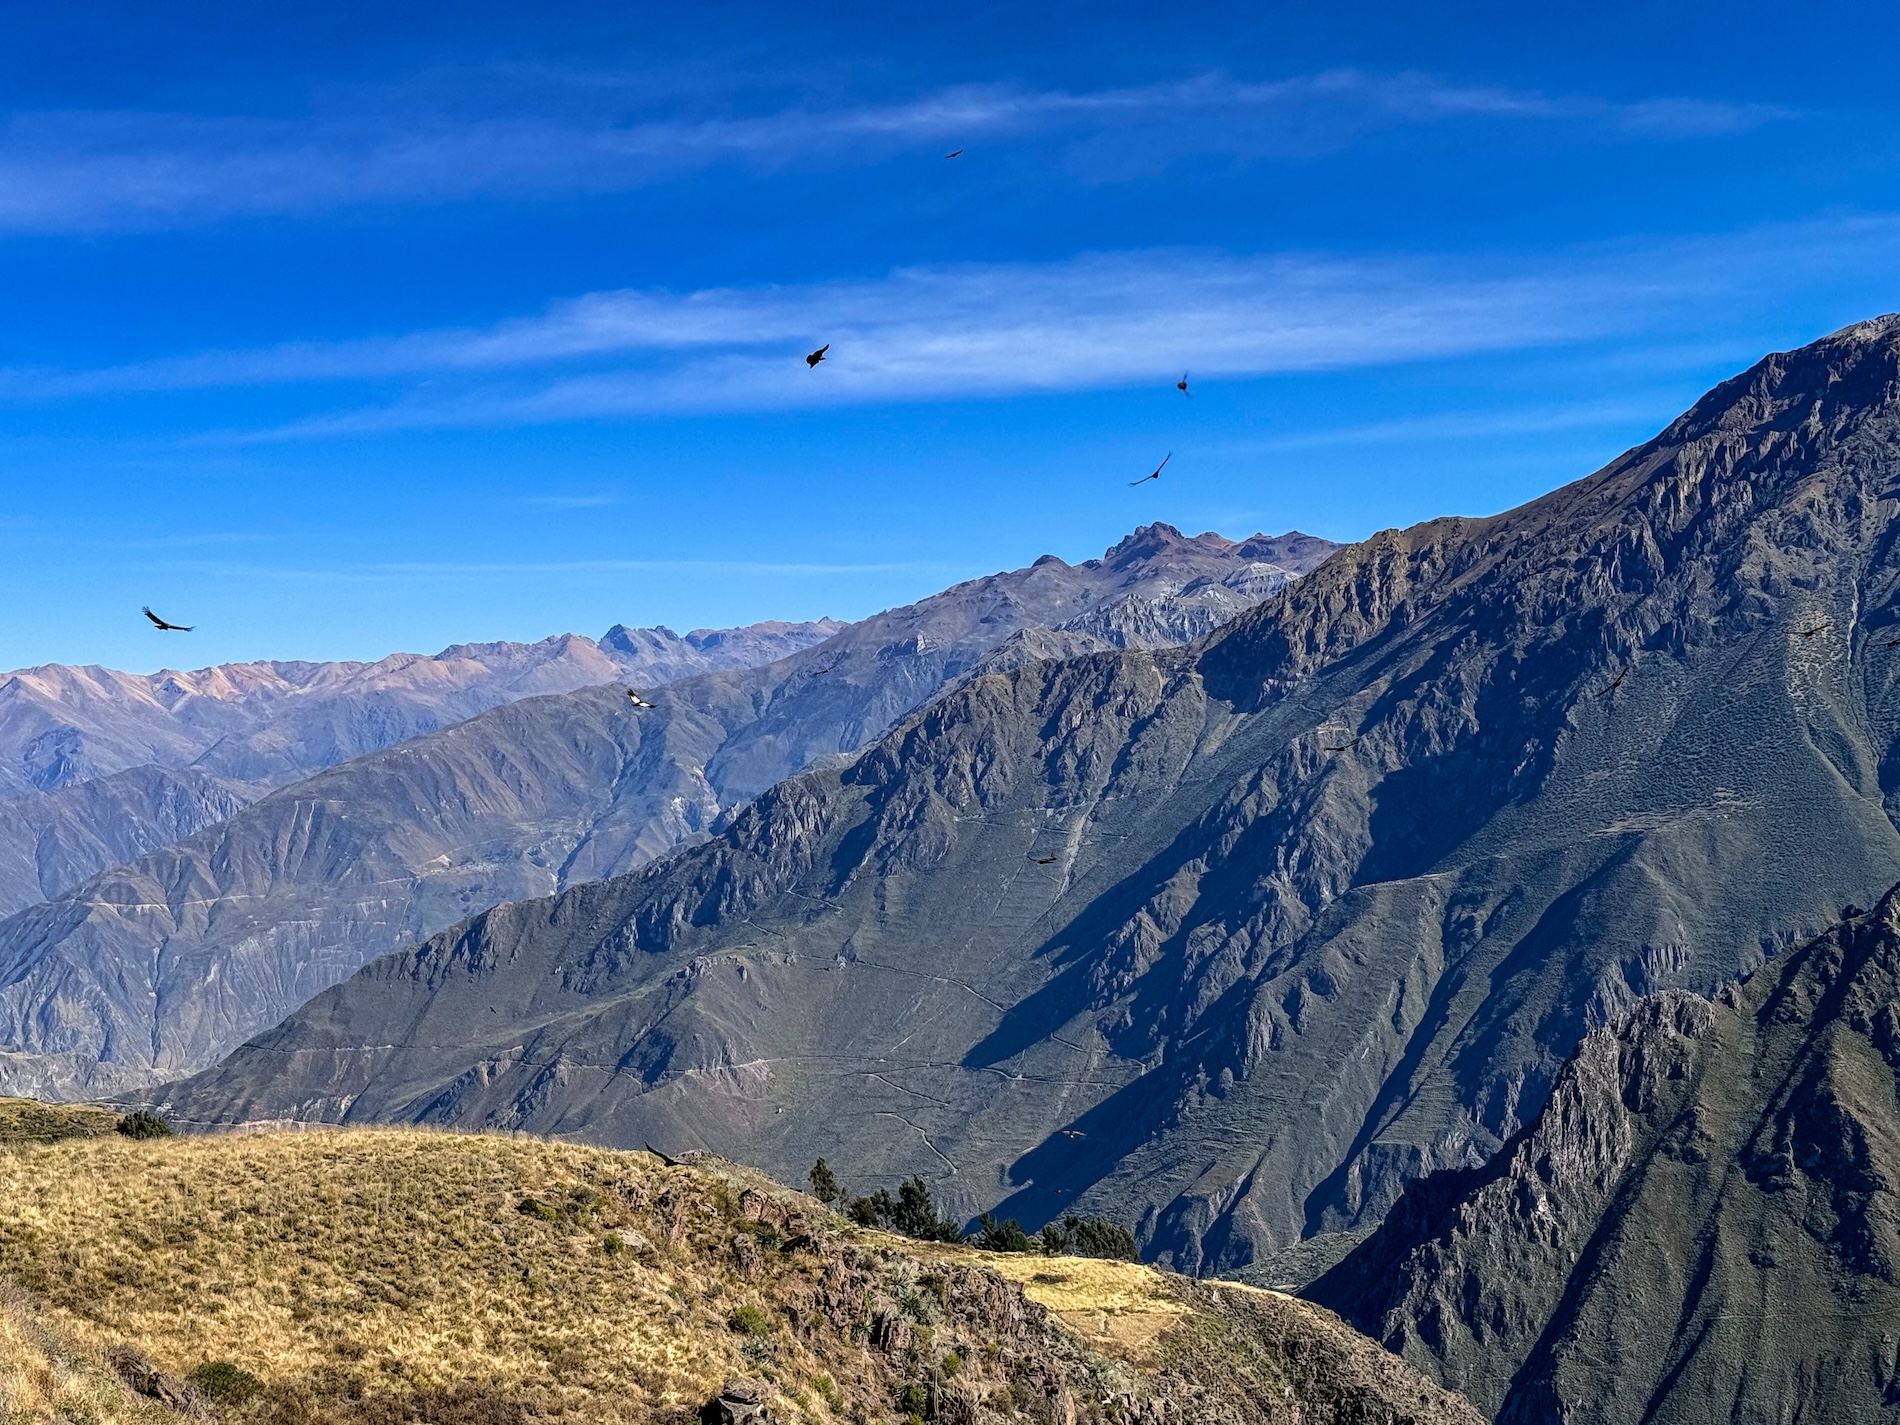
[6,1,1900,672]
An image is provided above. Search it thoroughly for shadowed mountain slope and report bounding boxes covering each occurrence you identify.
[162,317,1900,1277]
[0,528,1329,1099]
[1309,882,1900,1424]
[0,619,841,916]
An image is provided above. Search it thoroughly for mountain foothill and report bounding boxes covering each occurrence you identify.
[20,317,1900,1422]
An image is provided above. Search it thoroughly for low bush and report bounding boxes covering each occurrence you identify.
[187,1360,264,1405]
[515,1197,558,1222]
[115,1109,172,1141]
[726,1304,773,1336]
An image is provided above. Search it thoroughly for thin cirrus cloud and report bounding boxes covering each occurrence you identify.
[7,211,1891,439]
[0,69,1786,234]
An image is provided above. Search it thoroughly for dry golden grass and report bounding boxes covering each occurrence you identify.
[0,1123,1484,1425]
[0,1127,814,1422]
[901,1243,1188,1364]
[0,1285,178,1425]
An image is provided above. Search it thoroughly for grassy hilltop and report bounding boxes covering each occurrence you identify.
[0,1107,1476,1424]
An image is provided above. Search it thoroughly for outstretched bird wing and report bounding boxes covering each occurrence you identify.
[1129,452,1172,486]
[646,1143,684,1168]
[142,606,192,631]
[944,149,963,158]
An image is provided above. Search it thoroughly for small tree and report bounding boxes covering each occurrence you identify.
[809,1157,841,1205]
[846,1179,962,1242]
[973,1213,1032,1253]
[1040,1214,1137,1261]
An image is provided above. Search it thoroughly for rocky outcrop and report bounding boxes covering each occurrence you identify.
[162,317,1900,1278]
[0,527,1332,1097]
[1310,880,1900,1423]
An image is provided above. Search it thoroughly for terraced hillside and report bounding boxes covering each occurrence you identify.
[0,1120,1475,1424]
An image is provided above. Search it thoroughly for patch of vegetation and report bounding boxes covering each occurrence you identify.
[114,1109,172,1141]
[515,1196,558,1221]
[1038,1214,1138,1261]
[972,1213,1033,1252]
[187,1359,264,1404]
[738,1217,783,1249]
[808,1157,841,1205]
[845,1177,963,1242]
[602,1233,624,1256]
[0,1098,121,1144]
[726,1304,773,1337]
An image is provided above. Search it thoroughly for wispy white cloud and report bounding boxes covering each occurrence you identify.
[0,69,1787,234]
[8,214,1894,437]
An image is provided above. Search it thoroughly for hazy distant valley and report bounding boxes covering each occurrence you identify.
[0,527,1333,1099]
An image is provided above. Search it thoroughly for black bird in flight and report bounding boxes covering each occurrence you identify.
[1130,452,1171,486]
[1596,666,1629,698]
[1881,637,1900,648]
[806,344,830,368]
[1796,623,1830,637]
[142,606,193,632]
[646,1143,685,1168]
[626,689,657,710]
[944,149,964,158]
[1030,856,1058,865]
[1320,734,1363,752]
[1177,373,1190,397]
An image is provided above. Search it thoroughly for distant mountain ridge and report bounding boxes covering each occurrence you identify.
[161,316,1900,1283]
[0,525,1334,1098]
[1308,882,1900,1423]
[0,618,842,915]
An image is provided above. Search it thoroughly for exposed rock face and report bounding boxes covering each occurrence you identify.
[0,765,252,917]
[1309,881,1900,1424]
[162,317,1900,1277]
[0,528,1331,1097]
[0,619,842,914]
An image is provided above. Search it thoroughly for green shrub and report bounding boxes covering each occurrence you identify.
[895,1382,929,1415]
[739,1217,783,1249]
[973,1213,1032,1252]
[115,1109,172,1141]
[188,1360,264,1405]
[602,1232,624,1256]
[727,1304,773,1336]
[812,1374,845,1411]
[515,1196,558,1221]
[941,1350,963,1376]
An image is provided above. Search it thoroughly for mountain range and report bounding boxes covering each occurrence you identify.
[0,527,1332,1098]
[160,315,1900,1309]
[0,619,841,917]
